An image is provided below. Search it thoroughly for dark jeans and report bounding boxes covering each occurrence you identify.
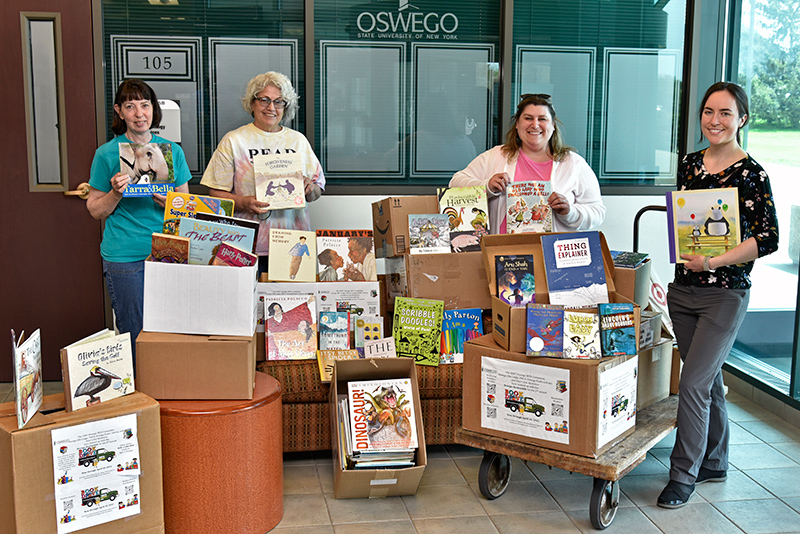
[102,259,145,360]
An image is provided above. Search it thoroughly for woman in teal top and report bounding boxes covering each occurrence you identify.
[86,79,191,354]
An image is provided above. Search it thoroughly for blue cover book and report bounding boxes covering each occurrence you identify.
[540,231,609,306]
[599,302,637,356]
[319,311,351,350]
[441,308,483,364]
[526,304,563,357]
[495,254,535,306]
[177,216,256,265]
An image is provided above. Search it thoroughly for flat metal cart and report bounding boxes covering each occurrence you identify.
[455,395,678,530]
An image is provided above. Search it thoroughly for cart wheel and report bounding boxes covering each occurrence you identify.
[478,451,511,500]
[590,477,619,529]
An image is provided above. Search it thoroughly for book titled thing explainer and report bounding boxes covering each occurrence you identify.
[540,231,608,306]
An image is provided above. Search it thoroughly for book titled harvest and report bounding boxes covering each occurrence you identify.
[437,186,489,252]
[119,142,174,197]
[178,217,256,265]
[506,180,552,234]
[12,328,42,429]
[540,231,609,306]
[495,254,535,306]
[347,378,418,452]
[599,302,637,356]
[666,187,740,263]
[316,229,377,282]
[408,214,450,254]
[265,294,317,360]
[392,297,444,367]
[253,153,306,210]
[319,311,351,350]
[150,232,189,263]
[526,304,563,357]
[268,228,317,282]
[562,309,601,359]
[60,330,134,412]
[211,242,258,267]
[441,308,483,364]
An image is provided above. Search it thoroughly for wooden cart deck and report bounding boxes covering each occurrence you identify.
[455,395,678,482]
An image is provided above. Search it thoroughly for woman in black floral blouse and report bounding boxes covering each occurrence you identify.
[658,82,779,509]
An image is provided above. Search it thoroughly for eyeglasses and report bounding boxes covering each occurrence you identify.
[253,96,287,109]
[520,93,552,102]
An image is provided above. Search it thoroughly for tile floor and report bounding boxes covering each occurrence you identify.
[3,383,799,533]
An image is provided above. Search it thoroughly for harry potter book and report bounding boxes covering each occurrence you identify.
[211,242,258,267]
[178,217,256,265]
[150,232,190,264]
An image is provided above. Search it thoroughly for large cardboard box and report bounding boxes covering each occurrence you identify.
[136,331,256,399]
[143,261,257,337]
[463,335,637,458]
[331,358,427,498]
[613,259,652,309]
[481,232,640,353]
[372,196,439,258]
[637,334,674,410]
[0,392,164,534]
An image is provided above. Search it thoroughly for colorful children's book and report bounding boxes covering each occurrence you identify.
[495,254,535,306]
[177,216,256,265]
[11,328,42,429]
[599,302,637,356]
[609,250,650,268]
[265,294,317,360]
[195,212,259,252]
[506,180,552,234]
[666,188,740,263]
[211,242,258,267]
[319,311,351,350]
[316,349,364,382]
[440,308,483,364]
[437,186,490,252]
[364,336,397,359]
[163,192,234,233]
[355,316,384,348]
[268,228,317,282]
[562,309,602,359]
[316,229,377,282]
[392,297,444,366]
[540,231,609,306]
[60,330,135,412]
[408,214,451,254]
[253,153,306,210]
[119,142,174,197]
[526,304,564,357]
[150,232,190,263]
[347,378,418,452]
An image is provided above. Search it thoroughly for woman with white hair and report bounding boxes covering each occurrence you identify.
[201,71,325,274]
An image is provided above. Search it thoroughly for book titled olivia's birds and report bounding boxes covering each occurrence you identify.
[60,330,135,412]
[392,297,444,366]
[540,231,609,306]
[437,186,489,252]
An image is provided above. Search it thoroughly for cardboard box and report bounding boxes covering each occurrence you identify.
[670,346,682,395]
[637,334,674,410]
[330,358,427,498]
[400,251,492,310]
[463,335,637,458]
[613,259,652,309]
[372,196,439,258]
[0,392,164,534]
[143,261,257,337]
[639,310,663,350]
[136,331,256,399]
[481,232,639,353]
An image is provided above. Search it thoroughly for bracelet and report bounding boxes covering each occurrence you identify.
[703,256,715,272]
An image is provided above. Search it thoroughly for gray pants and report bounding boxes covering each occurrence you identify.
[667,283,750,485]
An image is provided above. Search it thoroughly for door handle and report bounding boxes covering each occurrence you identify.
[64,182,90,200]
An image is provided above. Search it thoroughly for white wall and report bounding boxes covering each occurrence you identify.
[308,193,674,284]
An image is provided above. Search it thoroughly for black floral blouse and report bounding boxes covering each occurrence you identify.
[673,149,779,289]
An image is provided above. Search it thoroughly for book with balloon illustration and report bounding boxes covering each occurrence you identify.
[666,188,740,263]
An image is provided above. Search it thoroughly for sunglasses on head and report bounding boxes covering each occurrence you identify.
[520,93,552,102]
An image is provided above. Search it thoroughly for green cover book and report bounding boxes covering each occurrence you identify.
[392,297,444,367]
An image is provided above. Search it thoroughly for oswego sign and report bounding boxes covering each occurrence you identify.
[356,1,460,40]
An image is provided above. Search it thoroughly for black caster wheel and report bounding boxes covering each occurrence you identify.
[590,477,619,529]
[478,451,511,500]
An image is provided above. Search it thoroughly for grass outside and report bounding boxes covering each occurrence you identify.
[745,129,800,167]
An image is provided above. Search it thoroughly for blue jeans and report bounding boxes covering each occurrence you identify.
[102,259,145,359]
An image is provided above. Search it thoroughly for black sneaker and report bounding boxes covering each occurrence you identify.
[657,480,695,509]
[696,467,727,485]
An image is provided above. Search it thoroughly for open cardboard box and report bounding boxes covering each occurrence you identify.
[613,258,652,309]
[330,358,427,499]
[481,232,640,354]
[136,331,257,400]
[637,333,674,410]
[372,196,439,258]
[0,392,164,534]
[463,335,638,458]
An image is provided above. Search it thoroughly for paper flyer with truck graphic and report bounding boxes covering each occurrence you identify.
[480,356,571,444]
[597,356,638,448]
[51,414,142,533]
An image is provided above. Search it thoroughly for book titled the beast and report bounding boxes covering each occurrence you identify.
[540,231,608,306]
[392,297,444,366]
[178,217,256,265]
[119,142,174,197]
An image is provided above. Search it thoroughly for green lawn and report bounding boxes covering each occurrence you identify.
[745,129,800,166]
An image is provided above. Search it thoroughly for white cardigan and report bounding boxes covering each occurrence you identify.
[449,145,606,233]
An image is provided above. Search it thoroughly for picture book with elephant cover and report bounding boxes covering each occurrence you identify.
[119,142,175,197]
[437,186,489,252]
[391,297,444,367]
[60,330,134,412]
[666,187,740,263]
